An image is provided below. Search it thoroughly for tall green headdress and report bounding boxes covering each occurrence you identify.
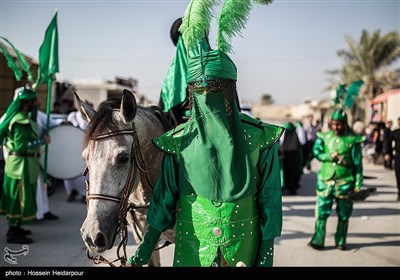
[173,0,273,202]
[332,80,364,122]
[333,80,364,109]
[0,86,37,144]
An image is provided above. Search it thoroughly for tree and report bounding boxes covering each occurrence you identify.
[260,93,274,105]
[334,30,400,100]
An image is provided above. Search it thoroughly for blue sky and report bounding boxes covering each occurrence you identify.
[1,0,399,105]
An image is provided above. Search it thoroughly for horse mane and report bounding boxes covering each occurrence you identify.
[83,96,127,149]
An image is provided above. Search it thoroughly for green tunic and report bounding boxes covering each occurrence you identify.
[0,112,41,226]
[147,113,283,266]
[313,130,364,198]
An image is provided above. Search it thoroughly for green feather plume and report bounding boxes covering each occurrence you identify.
[0,36,34,82]
[180,0,219,51]
[344,80,364,109]
[217,0,253,52]
[0,42,22,81]
[334,84,347,106]
[217,0,273,52]
[333,80,364,109]
[253,0,274,4]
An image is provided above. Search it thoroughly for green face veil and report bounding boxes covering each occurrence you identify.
[178,42,255,202]
[0,87,37,144]
[174,0,274,202]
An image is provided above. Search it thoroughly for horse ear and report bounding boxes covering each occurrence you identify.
[74,92,96,123]
[120,89,137,123]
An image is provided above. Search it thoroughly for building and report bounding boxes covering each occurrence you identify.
[68,77,139,109]
[369,89,400,126]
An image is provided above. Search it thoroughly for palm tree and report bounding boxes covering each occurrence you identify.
[335,30,400,100]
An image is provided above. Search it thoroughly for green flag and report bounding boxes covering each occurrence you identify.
[0,36,34,83]
[34,11,59,87]
[33,10,59,184]
[0,41,23,81]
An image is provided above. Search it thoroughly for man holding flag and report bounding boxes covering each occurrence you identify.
[0,11,59,243]
[0,87,51,243]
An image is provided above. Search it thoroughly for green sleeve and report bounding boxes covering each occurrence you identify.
[146,154,180,233]
[256,239,274,267]
[127,225,161,266]
[127,154,180,266]
[312,137,332,162]
[352,142,363,190]
[13,123,44,151]
[257,142,282,240]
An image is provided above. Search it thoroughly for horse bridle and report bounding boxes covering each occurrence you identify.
[84,121,155,267]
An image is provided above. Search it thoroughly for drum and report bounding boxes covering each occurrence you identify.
[40,125,85,180]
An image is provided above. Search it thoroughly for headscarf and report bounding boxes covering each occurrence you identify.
[0,87,37,144]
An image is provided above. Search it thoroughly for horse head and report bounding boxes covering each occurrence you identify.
[77,89,164,255]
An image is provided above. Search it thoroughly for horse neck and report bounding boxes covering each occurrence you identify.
[131,108,164,194]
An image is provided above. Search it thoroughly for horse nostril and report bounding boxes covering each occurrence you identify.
[94,233,106,248]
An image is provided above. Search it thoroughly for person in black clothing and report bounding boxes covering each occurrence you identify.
[370,122,384,164]
[386,117,400,201]
[382,120,393,169]
[280,122,303,195]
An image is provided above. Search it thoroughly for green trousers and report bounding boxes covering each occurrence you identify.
[310,190,353,248]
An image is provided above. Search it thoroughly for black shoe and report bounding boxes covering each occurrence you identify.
[17,227,32,235]
[43,212,59,220]
[308,242,324,250]
[336,245,346,250]
[67,189,79,202]
[6,228,34,244]
[7,235,34,244]
[7,226,31,236]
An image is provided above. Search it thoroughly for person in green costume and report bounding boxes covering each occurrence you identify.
[0,86,50,244]
[308,108,364,250]
[127,0,281,267]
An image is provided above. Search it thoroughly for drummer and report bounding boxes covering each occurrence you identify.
[35,106,66,221]
[0,86,50,244]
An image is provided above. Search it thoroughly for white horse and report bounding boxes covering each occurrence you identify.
[77,89,174,267]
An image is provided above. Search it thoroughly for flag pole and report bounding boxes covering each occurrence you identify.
[43,78,53,184]
[36,9,58,184]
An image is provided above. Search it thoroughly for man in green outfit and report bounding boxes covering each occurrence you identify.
[0,87,50,244]
[308,108,364,250]
[127,0,280,267]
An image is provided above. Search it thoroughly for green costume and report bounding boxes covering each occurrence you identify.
[309,109,364,250]
[128,0,280,267]
[0,87,42,228]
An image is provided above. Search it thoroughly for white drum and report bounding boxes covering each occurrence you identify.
[40,125,85,180]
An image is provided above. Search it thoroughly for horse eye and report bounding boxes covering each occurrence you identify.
[117,155,130,165]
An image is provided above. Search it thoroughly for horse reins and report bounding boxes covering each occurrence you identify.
[84,122,163,267]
